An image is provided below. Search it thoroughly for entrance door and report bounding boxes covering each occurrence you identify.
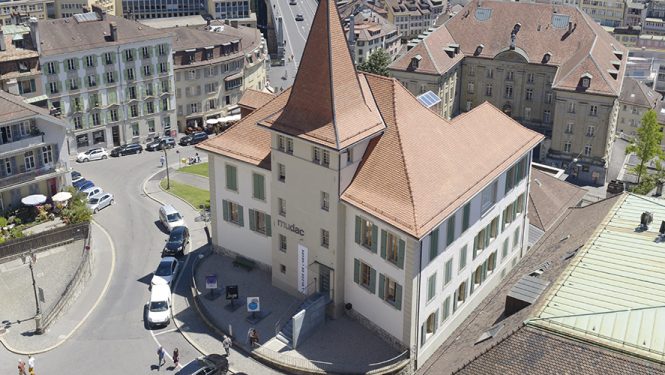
[318,264,332,301]
[112,126,120,147]
[48,178,57,195]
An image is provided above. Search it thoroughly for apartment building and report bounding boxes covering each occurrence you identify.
[617,77,661,136]
[56,0,119,18]
[0,90,70,213]
[624,0,647,27]
[383,0,444,39]
[0,25,44,104]
[0,0,50,27]
[345,10,401,65]
[170,22,266,132]
[207,0,257,27]
[198,0,543,369]
[389,1,627,186]
[579,0,625,27]
[122,0,201,19]
[36,11,176,153]
[644,17,665,35]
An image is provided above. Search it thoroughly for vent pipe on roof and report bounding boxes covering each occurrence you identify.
[640,211,653,230]
[109,22,118,42]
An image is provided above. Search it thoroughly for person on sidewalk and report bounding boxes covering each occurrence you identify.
[222,335,232,356]
[157,346,166,371]
[27,355,34,375]
[173,348,179,367]
[160,155,165,168]
[17,359,26,375]
[250,328,260,347]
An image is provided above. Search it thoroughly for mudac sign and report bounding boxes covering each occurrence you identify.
[277,219,304,236]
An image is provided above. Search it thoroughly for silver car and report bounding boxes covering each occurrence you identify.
[87,193,114,213]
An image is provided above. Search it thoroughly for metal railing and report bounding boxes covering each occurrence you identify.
[0,161,66,189]
[0,221,90,262]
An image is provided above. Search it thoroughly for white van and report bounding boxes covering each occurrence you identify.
[147,284,171,328]
[159,204,185,232]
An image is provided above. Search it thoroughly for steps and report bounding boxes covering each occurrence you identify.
[275,293,328,347]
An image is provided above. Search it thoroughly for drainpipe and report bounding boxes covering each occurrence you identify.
[520,151,532,258]
[413,239,423,369]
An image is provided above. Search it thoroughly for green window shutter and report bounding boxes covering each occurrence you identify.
[378,273,385,299]
[369,267,376,294]
[380,230,387,259]
[222,200,229,221]
[258,174,264,200]
[430,229,439,261]
[420,325,426,346]
[237,204,244,227]
[354,216,361,244]
[469,274,475,295]
[353,259,360,284]
[482,261,488,283]
[397,239,405,269]
[447,218,455,246]
[395,283,402,310]
[55,62,60,73]
[248,209,256,231]
[371,224,378,253]
[452,290,458,313]
[266,214,272,236]
[462,203,470,232]
[75,58,80,69]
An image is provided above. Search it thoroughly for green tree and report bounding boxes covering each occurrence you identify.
[357,49,391,77]
[60,186,91,224]
[626,109,663,187]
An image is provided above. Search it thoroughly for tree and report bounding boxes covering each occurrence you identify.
[357,49,391,77]
[626,109,663,187]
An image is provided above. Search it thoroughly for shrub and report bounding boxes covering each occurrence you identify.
[0,216,7,228]
[60,187,91,224]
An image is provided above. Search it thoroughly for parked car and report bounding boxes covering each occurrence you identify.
[71,171,82,180]
[110,144,143,157]
[151,257,179,287]
[179,132,208,146]
[163,226,189,257]
[146,137,176,151]
[81,186,103,200]
[76,148,108,162]
[76,180,95,192]
[146,284,171,328]
[289,0,297,4]
[176,354,228,375]
[295,13,304,21]
[159,204,185,232]
[87,193,114,213]
[73,178,88,190]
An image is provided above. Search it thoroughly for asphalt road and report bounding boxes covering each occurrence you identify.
[0,144,206,374]
[267,0,317,90]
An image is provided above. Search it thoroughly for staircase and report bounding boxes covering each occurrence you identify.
[276,293,329,348]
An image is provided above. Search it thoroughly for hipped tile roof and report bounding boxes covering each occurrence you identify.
[0,90,56,123]
[237,89,276,112]
[257,0,385,150]
[620,77,662,108]
[528,168,586,232]
[342,76,543,238]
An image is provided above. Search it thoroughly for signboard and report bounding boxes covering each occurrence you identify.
[205,274,218,290]
[297,244,308,294]
[247,297,260,312]
[226,285,239,300]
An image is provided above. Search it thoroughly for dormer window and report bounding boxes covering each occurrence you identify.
[580,73,592,89]
[542,52,552,64]
[410,54,422,69]
[474,44,484,56]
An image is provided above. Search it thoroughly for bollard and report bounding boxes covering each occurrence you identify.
[34,313,43,334]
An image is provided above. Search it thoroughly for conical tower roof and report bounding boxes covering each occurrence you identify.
[259,0,385,150]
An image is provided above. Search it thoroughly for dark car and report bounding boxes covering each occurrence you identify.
[179,132,208,146]
[73,178,89,190]
[176,354,228,375]
[295,14,304,21]
[146,137,176,151]
[76,180,95,192]
[110,143,143,156]
[71,170,81,180]
[163,226,189,257]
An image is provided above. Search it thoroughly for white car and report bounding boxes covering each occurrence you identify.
[87,193,114,213]
[151,257,179,287]
[81,186,103,201]
[76,148,108,162]
[147,284,171,328]
[159,204,185,232]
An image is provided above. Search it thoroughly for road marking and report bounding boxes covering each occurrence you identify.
[153,328,179,336]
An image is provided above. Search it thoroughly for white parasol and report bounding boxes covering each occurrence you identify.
[52,191,73,202]
[21,194,47,206]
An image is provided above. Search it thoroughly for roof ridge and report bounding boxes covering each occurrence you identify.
[528,193,546,231]
[326,0,341,150]
[423,36,441,74]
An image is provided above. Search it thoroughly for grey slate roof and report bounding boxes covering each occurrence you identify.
[38,14,171,56]
[0,90,53,123]
[528,168,586,232]
[620,77,661,108]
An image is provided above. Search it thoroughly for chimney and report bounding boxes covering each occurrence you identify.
[0,30,5,52]
[28,17,39,53]
[231,20,239,28]
[109,22,118,42]
[206,18,211,27]
[82,5,90,13]
[568,21,573,32]
[92,4,105,19]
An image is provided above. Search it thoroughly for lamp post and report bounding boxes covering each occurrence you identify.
[163,146,170,190]
[23,252,42,334]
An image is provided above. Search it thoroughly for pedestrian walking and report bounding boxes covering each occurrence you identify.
[27,355,34,374]
[250,328,260,347]
[160,155,165,167]
[17,359,26,375]
[173,348,179,367]
[222,335,232,356]
[157,346,166,371]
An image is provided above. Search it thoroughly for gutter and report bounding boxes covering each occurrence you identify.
[414,240,423,368]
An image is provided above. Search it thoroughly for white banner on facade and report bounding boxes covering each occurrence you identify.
[297,244,308,294]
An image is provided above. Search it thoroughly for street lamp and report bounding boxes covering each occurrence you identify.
[163,146,170,190]
[22,251,43,334]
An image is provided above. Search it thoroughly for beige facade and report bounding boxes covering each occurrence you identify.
[0,0,50,26]
[55,0,119,18]
[579,0,625,27]
[383,0,444,39]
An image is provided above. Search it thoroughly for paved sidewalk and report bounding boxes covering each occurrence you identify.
[0,222,114,354]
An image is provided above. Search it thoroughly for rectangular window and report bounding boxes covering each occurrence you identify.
[225,164,238,191]
[590,105,598,116]
[278,163,286,182]
[104,52,113,65]
[485,84,492,97]
[24,151,35,170]
[480,180,497,214]
[506,70,514,81]
[146,102,154,114]
[48,82,58,94]
[158,44,167,56]
[502,239,509,261]
[462,203,470,232]
[545,92,552,104]
[525,88,533,101]
[85,55,95,67]
[42,145,53,164]
[446,217,455,246]
[278,198,286,216]
[527,73,534,84]
[354,259,375,293]
[148,120,155,133]
[125,49,134,61]
[130,104,138,117]
[429,229,439,261]
[459,245,467,272]
[513,227,520,248]
[427,273,437,302]
[380,275,401,309]
[543,110,551,123]
[128,86,137,100]
[486,68,493,79]
[127,68,135,80]
[279,234,287,252]
[141,46,150,59]
[69,78,79,90]
[66,58,76,71]
[321,191,329,211]
[46,61,56,74]
[110,109,118,122]
[143,65,152,76]
[587,125,595,137]
[467,82,474,94]
[252,173,265,200]
[248,209,270,235]
[321,229,329,248]
[159,62,168,74]
[442,296,451,323]
[455,281,467,309]
[383,230,402,266]
[444,259,453,286]
[105,71,115,84]
[222,200,243,226]
[487,251,497,274]
[131,123,139,137]
[92,112,101,126]
[504,85,513,99]
[564,141,572,153]
[568,102,576,113]
[359,217,376,250]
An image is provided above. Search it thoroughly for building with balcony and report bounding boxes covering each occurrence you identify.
[170,21,266,132]
[345,9,401,65]
[0,24,45,105]
[36,11,176,153]
[389,1,627,186]
[198,0,543,370]
[0,0,50,27]
[0,90,70,213]
[207,0,257,28]
[579,0,625,27]
[383,0,444,39]
[624,0,647,27]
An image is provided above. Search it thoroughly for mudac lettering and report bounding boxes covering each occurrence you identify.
[277,219,305,236]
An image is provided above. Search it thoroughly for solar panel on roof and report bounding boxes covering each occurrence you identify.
[73,12,100,23]
[552,14,570,28]
[474,8,492,21]
[416,91,441,108]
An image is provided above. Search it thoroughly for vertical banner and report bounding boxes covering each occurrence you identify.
[297,244,308,294]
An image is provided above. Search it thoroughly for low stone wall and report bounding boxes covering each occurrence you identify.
[0,222,90,264]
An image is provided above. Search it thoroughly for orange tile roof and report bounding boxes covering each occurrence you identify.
[237,89,276,111]
[258,0,385,150]
[341,75,544,238]
[391,1,627,96]
[196,88,291,170]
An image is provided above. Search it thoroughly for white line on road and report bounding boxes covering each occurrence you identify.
[153,328,179,336]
